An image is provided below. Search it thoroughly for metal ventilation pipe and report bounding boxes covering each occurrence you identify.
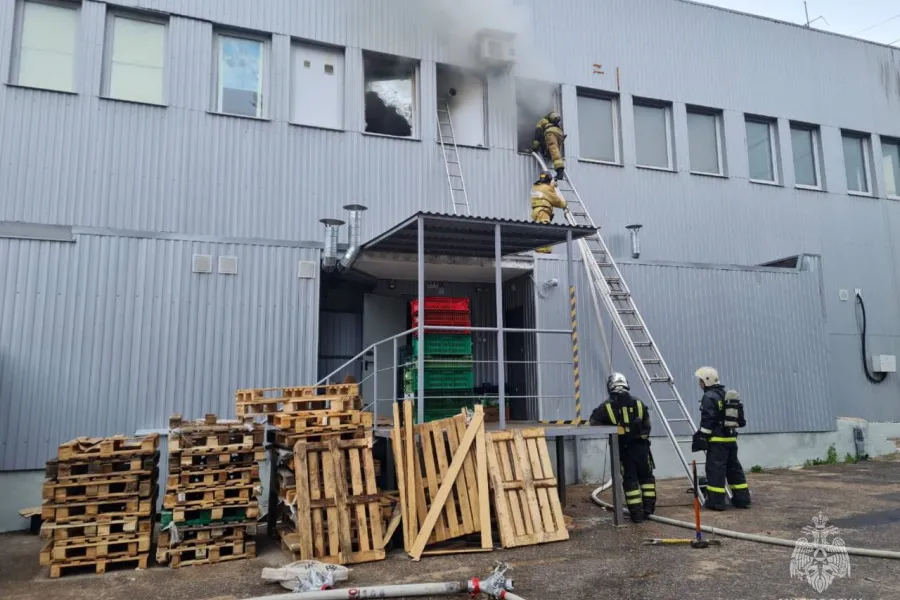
[338,204,368,272]
[626,224,643,259]
[320,218,345,272]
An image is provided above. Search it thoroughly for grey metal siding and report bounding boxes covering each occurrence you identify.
[0,235,319,470]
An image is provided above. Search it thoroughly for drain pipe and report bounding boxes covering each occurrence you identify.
[337,204,368,272]
[320,218,345,273]
[626,224,642,259]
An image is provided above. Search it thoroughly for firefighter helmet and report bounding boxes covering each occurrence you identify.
[607,372,630,394]
[538,170,554,183]
[547,111,561,124]
[694,366,720,388]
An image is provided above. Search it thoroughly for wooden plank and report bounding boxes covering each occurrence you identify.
[362,444,384,553]
[526,436,555,535]
[349,447,370,552]
[329,437,355,565]
[381,505,402,549]
[408,406,484,560]
[418,421,448,542]
[390,403,409,551]
[430,419,461,539]
[513,431,546,542]
[454,413,481,533]
[421,547,493,556]
[486,432,515,547]
[309,448,325,558]
[293,441,314,560]
[475,415,492,550]
[497,435,527,538]
[445,418,474,534]
[534,431,569,537]
[403,400,417,543]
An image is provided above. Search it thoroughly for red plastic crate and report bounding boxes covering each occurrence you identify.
[412,314,471,335]
[410,297,470,315]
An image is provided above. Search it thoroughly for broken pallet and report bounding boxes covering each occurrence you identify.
[57,435,159,461]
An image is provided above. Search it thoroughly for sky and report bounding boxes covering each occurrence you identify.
[699,0,900,46]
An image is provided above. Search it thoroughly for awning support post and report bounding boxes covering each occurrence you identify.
[565,229,582,424]
[495,224,506,430]
[417,215,426,424]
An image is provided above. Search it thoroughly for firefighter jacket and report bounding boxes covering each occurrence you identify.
[589,393,651,445]
[530,182,567,212]
[698,385,743,443]
[534,114,565,145]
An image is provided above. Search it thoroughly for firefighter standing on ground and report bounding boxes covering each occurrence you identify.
[532,111,566,180]
[530,170,567,253]
[691,367,751,511]
[590,373,657,523]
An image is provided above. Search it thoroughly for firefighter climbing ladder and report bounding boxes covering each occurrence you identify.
[437,98,471,215]
[532,152,707,502]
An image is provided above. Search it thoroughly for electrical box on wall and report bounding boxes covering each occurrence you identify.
[871,355,896,374]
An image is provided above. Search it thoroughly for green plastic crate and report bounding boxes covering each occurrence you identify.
[412,335,473,357]
[403,368,475,392]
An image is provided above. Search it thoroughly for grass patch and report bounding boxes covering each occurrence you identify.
[750,465,764,473]
[804,444,839,467]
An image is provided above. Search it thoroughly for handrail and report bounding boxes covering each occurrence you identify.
[316,328,416,385]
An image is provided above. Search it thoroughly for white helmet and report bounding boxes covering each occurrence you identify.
[695,367,720,388]
[607,372,629,394]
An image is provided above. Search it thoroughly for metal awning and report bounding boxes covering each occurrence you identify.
[362,212,597,258]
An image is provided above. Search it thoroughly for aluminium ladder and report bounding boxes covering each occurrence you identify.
[437,98,471,215]
[531,152,709,502]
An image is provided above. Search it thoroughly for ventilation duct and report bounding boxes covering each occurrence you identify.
[320,218,345,272]
[338,204,368,272]
[626,224,643,259]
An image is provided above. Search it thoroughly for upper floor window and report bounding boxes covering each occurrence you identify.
[292,42,344,129]
[214,32,268,118]
[745,117,779,184]
[436,64,487,148]
[516,79,560,152]
[12,0,78,92]
[633,99,674,171]
[687,107,724,176]
[577,90,620,164]
[790,123,823,190]
[103,13,166,105]
[364,51,418,138]
[882,138,900,199]
[841,131,872,195]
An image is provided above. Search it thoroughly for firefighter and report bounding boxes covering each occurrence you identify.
[691,367,751,511]
[590,372,656,523]
[530,170,567,253]
[532,111,566,180]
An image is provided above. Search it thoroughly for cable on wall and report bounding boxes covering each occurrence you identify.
[856,291,888,384]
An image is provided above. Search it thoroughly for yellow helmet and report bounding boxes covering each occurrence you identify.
[547,111,561,123]
[695,367,720,387]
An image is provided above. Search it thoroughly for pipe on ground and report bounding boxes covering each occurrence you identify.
[242,581,469,600]
[591,481,900,560]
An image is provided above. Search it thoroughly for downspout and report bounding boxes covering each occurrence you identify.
[626,224,642,259]
[337,204,368,272]
[320,218,345,273]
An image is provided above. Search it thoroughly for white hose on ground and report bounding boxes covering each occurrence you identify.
[591,481,900,560]
[242,581,469,600]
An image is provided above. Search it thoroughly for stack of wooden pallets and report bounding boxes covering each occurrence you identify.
[157,414,264,568]
[235,382,384,565]
[39,434,159,578]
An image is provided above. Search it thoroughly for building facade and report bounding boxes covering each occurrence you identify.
[2,0,900,488]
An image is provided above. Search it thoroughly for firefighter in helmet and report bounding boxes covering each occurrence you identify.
[691,367,751,510]
[530,170,567,253]
[590,372,656,523]
[532,111,566,180]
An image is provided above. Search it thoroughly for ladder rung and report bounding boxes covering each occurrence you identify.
[650,377,671,383]
[609,292,630,298]
[617,309,635,314]
[642,359,661,364]
[655,399,677,403]
[666,418,690,423]
[633,341,652,346]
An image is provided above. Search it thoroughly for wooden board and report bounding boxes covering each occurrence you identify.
[57,435,159,461]
[41,517,148,541]
[41,496,155,522]
[48,554,148,578]
[157,522,256,549]
[486,429,568,549]
[167,465,258,490]
[40,534,150,565]
[157,540,256,567]
[235,385,361,417]
[162,484,255,509]
[168,449,265,472]
[46,453,158,481]
[272,410,373,433]
[168,429,263,453]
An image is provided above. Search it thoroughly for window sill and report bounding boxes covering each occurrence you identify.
[888,195,900,202]
[690,171,726,179]
[5,82,77,96]
[361,131,421,142]
[578,158,623,167]
[100,96,167,108]
[434,140,488,150]
[847,191,874,198]
[636,165,677,174]
[795,185,826,193]
[206,110,271,122]
[749,179,781,187]
[289,122,345,132]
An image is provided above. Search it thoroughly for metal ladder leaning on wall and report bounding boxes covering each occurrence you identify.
[531,152,707,502]
[437,98,471,215]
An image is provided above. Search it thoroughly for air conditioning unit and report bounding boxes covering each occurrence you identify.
[476,29,516,69]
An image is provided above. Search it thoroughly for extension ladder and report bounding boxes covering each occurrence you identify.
[531,153,706,502]
[437,98,471,215]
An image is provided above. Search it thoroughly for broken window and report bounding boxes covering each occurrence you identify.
[516,79,560,152]
[436,64,486,147]
[363,52,417,137]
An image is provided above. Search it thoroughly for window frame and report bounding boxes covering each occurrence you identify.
[632,98,675,172]
[576,90,621,166]
[212,30,270,119]
[9,0,80,93]
[100,10,168,106]
[514,78,561,154]
[686,106,725,177]
[881,137,900,200]
[841,130,873,197]
[789,122,823,191]
[362,50,421,139]
[435,63,488,148]
[745,116,780,185]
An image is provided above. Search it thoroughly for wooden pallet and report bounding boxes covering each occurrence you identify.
[41,497,154,522]
[42,476,154,503]
[236,384,361,416]
[57,435,159,461]
[167,465,259,490]
[273,428,372,450]
[486,429,568,549]
[48,554,148,578]
[169,430,263,453]
[168,503,259,525]
[168,449,265,472]
[41,517,149,541]
[40,533,151,565]
[271,410,373,433]
[46,453,158,481]
[169,413,256,431]
[288,437,385,565]
[157,540,256,568]
[163,484,256,509]
[158,522,256,548]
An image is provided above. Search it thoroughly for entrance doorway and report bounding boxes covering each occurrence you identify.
[505,306,528,421]
[362,294,408,417]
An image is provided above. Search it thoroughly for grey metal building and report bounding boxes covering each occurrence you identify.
[1,0,899,494]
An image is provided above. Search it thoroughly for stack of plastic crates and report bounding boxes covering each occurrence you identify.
[405,297,474,422]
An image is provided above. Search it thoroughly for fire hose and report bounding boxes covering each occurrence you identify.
[591,481,900,560]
